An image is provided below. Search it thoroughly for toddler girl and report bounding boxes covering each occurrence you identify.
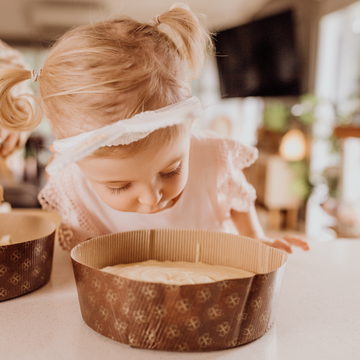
[0,4,308,253]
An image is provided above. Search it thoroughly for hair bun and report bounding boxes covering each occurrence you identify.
[155,3,212,78]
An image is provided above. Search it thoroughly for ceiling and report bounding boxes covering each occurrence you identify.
[0,0,272,43]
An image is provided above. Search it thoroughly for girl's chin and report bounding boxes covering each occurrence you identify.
[138,199,176,214]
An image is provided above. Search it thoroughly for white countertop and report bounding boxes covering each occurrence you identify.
[1,238,360,360]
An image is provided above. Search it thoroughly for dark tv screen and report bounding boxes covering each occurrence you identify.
[215,10,301,98]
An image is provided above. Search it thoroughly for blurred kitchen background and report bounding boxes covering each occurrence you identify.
[1,0,360,240]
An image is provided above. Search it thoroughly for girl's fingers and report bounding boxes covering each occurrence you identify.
[0,129,9,157]
[0,130,21,157]
[282,235,310,250]
[1,132,19,157]
[49,144,57,153]
[269,239,293,254]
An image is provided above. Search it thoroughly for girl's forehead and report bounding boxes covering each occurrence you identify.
[78,132,190,183]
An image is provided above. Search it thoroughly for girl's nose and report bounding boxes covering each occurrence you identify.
[138,184,162,207]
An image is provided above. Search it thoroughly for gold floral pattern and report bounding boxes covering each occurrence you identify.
[225,293,240,308]
[114,320,127,333]
[216,322,231,337]
[198,333,212,348]
[196,288,212,303]
[21,259,31,271]
[113,276,125,289]
[185,316,201,331]
[218,280,232,289]
[164,325,181,339]
[92,278,101,291]
[33,244,42,256]
[141,284,158,300]
[0,264,7,277]
[243,324,255,338]
[250,296,263,311]
[99,306,109,320]
[32,266,41,278]
[128,333,139,347]
[133,310,147,324]
[207,305,223,319]
[151,304,167,319]
[175,298,192,313]
[122,302,130,316]
[9,273,21,285]
[106,289,118,305]
[165,284,179,293]
[174,343,190,351]
[10,250,21,262]
[142,329,156,344]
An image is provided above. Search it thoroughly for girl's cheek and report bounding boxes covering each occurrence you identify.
[95,187,133,211]
[108,192,135,211]
[169,170,188,197]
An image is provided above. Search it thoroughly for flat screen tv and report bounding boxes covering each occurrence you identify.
[215,10,301,98]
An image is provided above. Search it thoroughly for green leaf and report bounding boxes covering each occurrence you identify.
[263,101,290,132]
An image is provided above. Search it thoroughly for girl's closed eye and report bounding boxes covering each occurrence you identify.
[108,183,131,195]
[106,163,182,195]
[160,164,182,179]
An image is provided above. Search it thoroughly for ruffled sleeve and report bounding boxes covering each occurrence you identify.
[209,134,258,218]
[38,163,102,251]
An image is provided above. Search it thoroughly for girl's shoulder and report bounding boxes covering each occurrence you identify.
[190,130,258,217]
[190,130,258,170]
[39,160,103,250]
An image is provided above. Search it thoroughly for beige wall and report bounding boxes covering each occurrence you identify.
[320,0,359,16]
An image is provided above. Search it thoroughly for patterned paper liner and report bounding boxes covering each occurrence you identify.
[0,213,56,302]
[71,229,288,351]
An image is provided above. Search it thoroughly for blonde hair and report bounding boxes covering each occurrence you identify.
[0,40,38,131]
[0,4,211,156]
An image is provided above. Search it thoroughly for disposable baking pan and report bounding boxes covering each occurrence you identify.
[0,213,56,301]
[71,229,287,351]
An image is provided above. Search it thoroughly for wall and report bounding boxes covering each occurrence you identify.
[320,0,360,16]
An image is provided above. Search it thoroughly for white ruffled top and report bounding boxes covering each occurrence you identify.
[39,131,258,250]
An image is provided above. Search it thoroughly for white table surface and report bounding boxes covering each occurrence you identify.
[1,238,360,360]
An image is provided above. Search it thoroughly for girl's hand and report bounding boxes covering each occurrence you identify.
[230,206,310,254]
[259,235,309,254]
[0,128,22,157]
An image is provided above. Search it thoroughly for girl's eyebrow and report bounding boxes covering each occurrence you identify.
[97,153,186,184]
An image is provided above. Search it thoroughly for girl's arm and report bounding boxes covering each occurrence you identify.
[230,205,309,253]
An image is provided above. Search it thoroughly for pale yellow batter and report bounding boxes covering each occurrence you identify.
[101,260,254,285]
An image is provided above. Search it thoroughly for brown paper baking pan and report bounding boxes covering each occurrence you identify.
[71,229,288,351]
[0,213,56,302]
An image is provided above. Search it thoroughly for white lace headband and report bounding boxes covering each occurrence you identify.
[47,96,203,176]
